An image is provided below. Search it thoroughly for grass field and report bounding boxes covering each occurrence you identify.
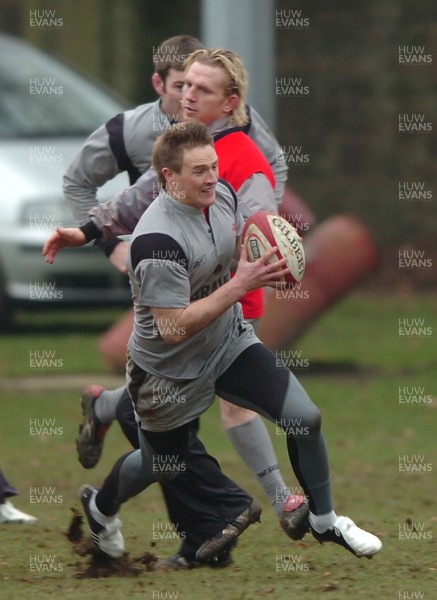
[0,291,435,600]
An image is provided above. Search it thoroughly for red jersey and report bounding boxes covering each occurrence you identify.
[214,129,275,319]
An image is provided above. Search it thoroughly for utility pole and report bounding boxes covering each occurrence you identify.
[200,0,276,130]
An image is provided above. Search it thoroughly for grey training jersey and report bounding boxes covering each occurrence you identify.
[128,185,245,380]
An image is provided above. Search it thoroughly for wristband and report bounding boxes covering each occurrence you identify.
[79,220,102,242]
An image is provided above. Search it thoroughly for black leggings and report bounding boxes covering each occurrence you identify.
[107,390,252,559]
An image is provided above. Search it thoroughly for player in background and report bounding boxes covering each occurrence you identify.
[64,36,287,264]
[62,37,308,547]
[44,122,382,562]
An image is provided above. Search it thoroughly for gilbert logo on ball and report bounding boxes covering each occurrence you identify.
[242,211,305,288]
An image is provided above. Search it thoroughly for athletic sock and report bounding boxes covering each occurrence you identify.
[309,510,338,533]
[226,416,289,516]
[94,386,126,425]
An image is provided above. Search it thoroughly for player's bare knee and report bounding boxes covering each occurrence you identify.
[219,398,257,429]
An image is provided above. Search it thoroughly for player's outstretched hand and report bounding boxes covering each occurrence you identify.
[235,244,290,291]
[42,227,87,263]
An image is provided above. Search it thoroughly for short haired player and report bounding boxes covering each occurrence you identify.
[44,122,382,562]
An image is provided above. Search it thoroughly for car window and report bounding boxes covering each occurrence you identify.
[0,34,128,139]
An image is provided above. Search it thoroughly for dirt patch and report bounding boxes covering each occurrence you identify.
[65,508,83,543]
[65,507,158,578]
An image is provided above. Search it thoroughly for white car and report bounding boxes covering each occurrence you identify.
[0,34,132,329]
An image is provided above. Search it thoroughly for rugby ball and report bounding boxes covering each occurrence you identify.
[242,211,305,287]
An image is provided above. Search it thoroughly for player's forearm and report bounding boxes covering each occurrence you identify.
[155,276,246,345]
[78,185,153,243]
[88,169,157,238]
